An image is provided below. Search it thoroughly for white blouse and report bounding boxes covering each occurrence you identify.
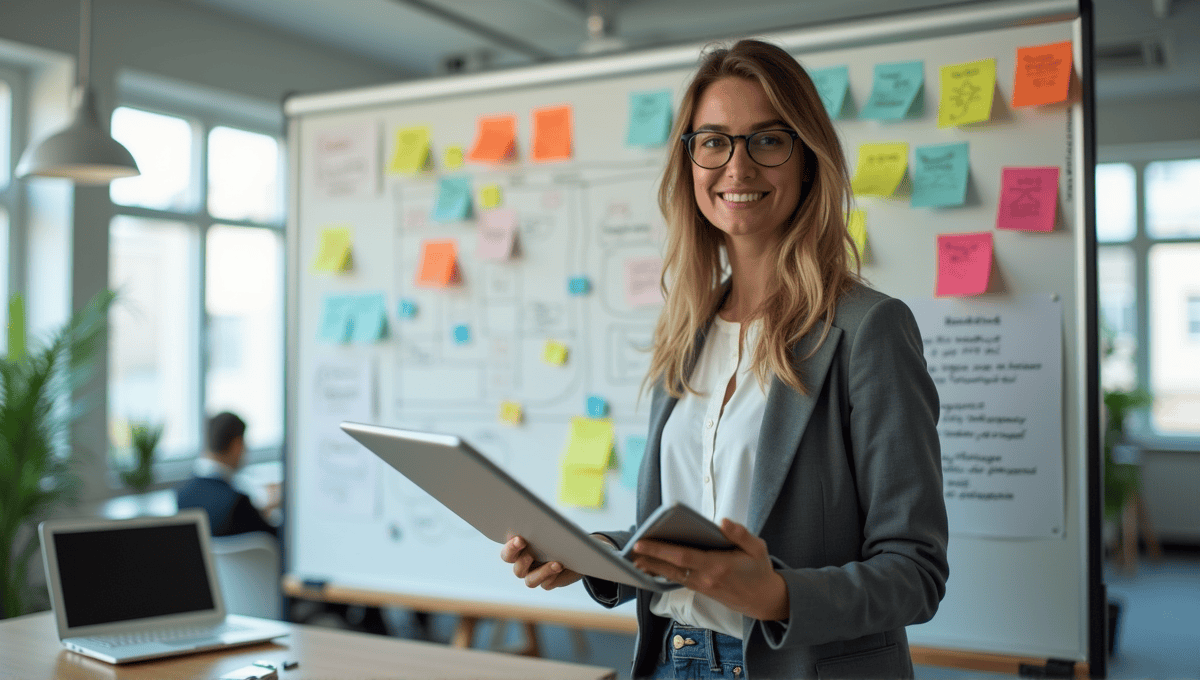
[649,315,769,639]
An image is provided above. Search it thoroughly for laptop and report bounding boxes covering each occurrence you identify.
[39,509,290,664]
[340,421,683,593]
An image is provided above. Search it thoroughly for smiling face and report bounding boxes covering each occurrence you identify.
[690,77,804,248]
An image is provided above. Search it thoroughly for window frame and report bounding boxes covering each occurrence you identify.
[0,62,30,354]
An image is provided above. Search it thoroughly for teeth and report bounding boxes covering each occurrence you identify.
[722,193,763,202]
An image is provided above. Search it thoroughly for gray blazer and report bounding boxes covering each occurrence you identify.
[585,283,949,679]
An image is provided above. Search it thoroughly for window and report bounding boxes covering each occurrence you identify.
[0,71,17,349]
[107,96,283,474]
[1097,158,1200,438]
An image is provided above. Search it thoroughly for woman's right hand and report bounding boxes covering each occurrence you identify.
[500,536,583,590]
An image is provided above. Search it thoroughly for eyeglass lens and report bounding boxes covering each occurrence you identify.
[687,130,795,169]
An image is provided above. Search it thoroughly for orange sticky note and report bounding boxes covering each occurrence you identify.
[532,104,572,162]
[936,232,993,297]
[1013,41,1073,108]
[467,115,517,163]
[415,239,458,287]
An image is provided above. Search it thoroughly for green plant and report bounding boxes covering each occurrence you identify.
[119,421,163,492]
[0,289,114,618]
[1102,388,1152,522]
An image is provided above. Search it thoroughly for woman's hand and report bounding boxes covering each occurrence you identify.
[629,518,789,621]
[499,535,584,590]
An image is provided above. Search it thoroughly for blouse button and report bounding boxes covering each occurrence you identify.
[706,419,714,428]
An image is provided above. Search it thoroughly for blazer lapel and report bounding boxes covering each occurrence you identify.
[747,325,843,535]
[637,385,673,523]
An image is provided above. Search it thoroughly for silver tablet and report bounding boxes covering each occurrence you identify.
[340,421,680,593]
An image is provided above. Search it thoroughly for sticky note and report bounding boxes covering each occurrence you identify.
[567,276,591,296]
[851,143,908,197]
[398,298,418,319]
[317,295,354,343]
[847,209,867,258]
[532,104,572,162]
[936,232,993,297]
[351,292,389,343]
[1013,41,1073,108]
[499,401,522,426]
[467,115,517,163]
[477,207,518,260]
[452,324,471,345]
[938,58,997,127]
[543,340,568,366]
[911,142,970,208]
[415,239,458,287]
[559,468,606,508]
[621,435,647,489]
[388,126,431,174]
[861,61,924,120]
[810,66,850,119]
[624,256,663,308]
[626,89,673,146]
[432,176,472,222]
[443,145,464,170]
[312,225,353,273]
[587,396,609,418]
[559,417,616,508]
[479,184,502,209]
[996,167,1060,232]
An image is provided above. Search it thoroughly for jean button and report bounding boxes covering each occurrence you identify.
[672,634,685,650]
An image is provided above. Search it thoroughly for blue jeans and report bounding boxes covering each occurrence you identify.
[646,623,745,679]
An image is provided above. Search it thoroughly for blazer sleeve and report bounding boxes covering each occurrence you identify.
[581,529,638,607]
[759,296,949,648]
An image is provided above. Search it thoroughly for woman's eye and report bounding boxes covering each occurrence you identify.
[701,135,729,149]
[755,134,784,147]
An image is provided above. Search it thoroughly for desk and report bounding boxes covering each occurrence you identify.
[0,612,617,680]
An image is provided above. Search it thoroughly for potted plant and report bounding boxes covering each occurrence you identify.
[119,421,164,492]
[1102,388,1152,523]
[0,290,114,618]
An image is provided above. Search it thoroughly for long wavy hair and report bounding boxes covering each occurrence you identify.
[646,39,860,398]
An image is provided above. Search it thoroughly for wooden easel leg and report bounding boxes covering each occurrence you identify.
[517,621,540,657]
[1135,494,1162,560]
[452,615,479,649]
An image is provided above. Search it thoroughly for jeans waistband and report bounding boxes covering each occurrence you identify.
[664,622,743,672]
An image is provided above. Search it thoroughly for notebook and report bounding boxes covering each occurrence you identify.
[38,509,290,664]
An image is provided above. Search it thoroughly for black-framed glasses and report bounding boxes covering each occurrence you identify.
[681,129,800,169]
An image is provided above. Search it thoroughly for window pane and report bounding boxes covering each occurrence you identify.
[0,80,11,188]
[110,107,196,211]
[1146,159,1200,239]
[109,216,200,464]
[0,208,7,354]
[208,126,281,223]
[1098,246,1136,392]
[1149,243,1200,435]
[205,225,283,451]
[1095,163,1136,243]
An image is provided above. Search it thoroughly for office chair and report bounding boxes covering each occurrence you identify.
[210,531,282,620]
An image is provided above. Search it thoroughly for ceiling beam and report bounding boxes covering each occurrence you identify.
[388,0,557,62]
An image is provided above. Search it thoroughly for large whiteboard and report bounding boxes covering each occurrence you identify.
[285,0,1100,666]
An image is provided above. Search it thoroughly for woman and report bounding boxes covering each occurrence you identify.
[502,39,948,679]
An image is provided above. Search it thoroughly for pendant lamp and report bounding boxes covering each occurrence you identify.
[16,0,139,184]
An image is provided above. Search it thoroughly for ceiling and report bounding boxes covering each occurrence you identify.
[175,0,1200,100]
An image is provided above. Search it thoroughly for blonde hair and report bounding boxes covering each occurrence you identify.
[646,39,860,398]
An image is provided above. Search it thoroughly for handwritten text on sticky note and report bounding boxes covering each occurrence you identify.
[627,90,673,146]
[861,61,924,120]
[851,143,908,197]
[810,66,850,119]
[996,167,1060,232]
[938,58,997,127]
[936,232,993,297]
[912,142,970,208]
[1013,41,1073,108]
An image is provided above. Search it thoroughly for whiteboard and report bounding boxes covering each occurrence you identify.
[284,0,1100,667]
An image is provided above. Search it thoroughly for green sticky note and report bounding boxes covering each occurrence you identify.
[938,58,997,127]
[851,142,909,197]
[810,66,850,119]
[352,292,389,343]
[432,175,473,222]
[912,142,970,208]
[626,90,673,146]
[861,61,924,120]
[317,295,354,344]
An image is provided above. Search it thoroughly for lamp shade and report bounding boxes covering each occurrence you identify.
[16,86,139,185]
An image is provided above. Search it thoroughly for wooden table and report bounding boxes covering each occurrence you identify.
[0,612,617,680]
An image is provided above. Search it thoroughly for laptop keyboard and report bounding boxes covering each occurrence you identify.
[80,621,254,648]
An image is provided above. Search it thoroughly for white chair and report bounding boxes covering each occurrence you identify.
[210,531,282,620]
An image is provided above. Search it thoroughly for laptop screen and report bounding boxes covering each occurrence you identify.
[53,521,216,628]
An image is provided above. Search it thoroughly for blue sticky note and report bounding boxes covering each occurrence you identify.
[452,324,471,345]
[352,292,388,343]
[911,142,970,208]
[810,66,850,119]
[626,90,673,146]
[398,298,418,319]
[432,176,473,222]
[568,276,591,296]
[861,61,924,120]
[621,435,646,489]
[317,295,354,343]
[586,395,608,418]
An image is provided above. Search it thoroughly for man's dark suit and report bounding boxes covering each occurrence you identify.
[175,476,277,537]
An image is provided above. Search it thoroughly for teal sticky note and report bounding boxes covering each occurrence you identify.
[452,324,471,345]
[861,61,924,120]
[398,298,417,319]
[586,395,608,418]
[626,90,673,146]
[621,435,646,489]
[432,176,473,222]
[317,295,354,343]
[810,66,850,119]
[568,276,591,296]
[912,142,970,208]
[352,292,388,343]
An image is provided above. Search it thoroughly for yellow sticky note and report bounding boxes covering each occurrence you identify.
[565,417,615,469]
[851,143,908,197]
[312,225,353,273]
[543,340,568,366]
[388,125,431,174]
[938,58,997,128]
[848,209,868,258]
[499,401,522,425]
[479,184,502,209]
[558,467,605,508]
[443,145,464,170]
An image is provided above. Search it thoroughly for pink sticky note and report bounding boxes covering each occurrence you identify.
[624,256,663,307]
[996,167,1060,232]
[477,208,518,260]
[936,232,993,297]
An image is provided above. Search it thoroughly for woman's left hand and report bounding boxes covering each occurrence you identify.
[630,518,789,621]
